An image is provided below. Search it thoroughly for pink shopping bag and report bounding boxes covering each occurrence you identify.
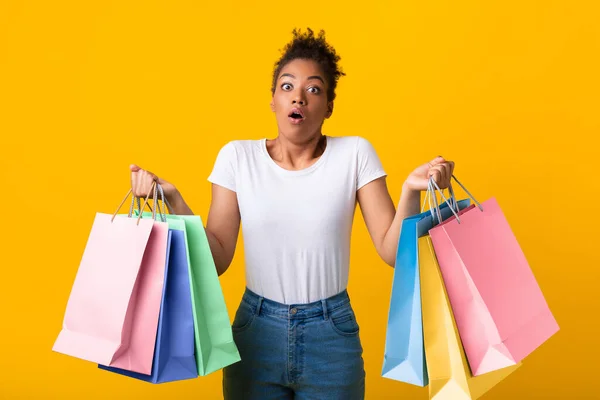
[53,183,169,375]
[428,176,559,376]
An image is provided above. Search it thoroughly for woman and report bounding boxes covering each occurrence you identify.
[130,28,454,399]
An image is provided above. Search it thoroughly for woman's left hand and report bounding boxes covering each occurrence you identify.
[404,156,455,192]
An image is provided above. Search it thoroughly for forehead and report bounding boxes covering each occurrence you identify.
[279,59,326,80]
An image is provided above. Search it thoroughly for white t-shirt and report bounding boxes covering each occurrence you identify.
[207,135,387,305]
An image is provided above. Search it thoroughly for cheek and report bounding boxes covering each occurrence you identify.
[273,96,288,112]
[314,102,330,117]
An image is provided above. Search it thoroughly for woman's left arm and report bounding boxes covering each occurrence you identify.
[357,156,454,267]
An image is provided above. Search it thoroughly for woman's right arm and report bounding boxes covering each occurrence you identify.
[203,184,240,276]
[131,164,240,276]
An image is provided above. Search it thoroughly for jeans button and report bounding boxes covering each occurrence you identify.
[290,308,298,315]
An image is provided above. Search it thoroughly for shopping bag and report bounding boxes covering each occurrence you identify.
[419,235,520,399]
[135,209,241,375]
[428,176,559,376]
[100,221,198,383]
[382,196,470,386]
[53,183,169,375]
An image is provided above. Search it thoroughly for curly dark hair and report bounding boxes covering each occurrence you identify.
[271,28,345,102]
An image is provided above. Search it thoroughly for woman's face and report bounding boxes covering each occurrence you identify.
[271,58,333,142]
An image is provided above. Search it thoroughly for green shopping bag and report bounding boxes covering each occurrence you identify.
[135,209,241,375]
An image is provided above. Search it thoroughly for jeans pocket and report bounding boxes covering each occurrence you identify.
[231,302,256,333]
[329,310,360,337]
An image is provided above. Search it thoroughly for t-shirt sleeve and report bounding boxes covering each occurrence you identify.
[356,136,387,190]
[207,141,238,192]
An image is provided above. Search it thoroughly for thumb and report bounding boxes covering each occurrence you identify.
[428,155,445,167]
[426,156,445,178]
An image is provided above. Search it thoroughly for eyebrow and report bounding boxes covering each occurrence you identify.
[279,73,325,84]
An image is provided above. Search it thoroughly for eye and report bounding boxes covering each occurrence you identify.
[281,83,293,91]
[307,86,321,94]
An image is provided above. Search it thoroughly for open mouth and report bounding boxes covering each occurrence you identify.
[288,108,305,124]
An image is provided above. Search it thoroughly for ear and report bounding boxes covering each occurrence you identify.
[325,101,334,118]
[270,99,275,112]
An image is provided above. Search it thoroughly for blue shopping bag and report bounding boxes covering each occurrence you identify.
[382,199,470,386]
[99,226,198,383]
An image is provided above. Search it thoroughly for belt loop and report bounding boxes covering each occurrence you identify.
[321,299,328,320]
[256,296,264,316]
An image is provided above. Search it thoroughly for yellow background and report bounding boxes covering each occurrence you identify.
[1,0,597,398]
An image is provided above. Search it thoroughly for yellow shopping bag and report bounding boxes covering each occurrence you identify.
[419,236,521,399]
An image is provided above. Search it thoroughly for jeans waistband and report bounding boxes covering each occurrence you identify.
[241,288,352,320]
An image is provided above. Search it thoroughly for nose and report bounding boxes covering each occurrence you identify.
[292,90,306,106]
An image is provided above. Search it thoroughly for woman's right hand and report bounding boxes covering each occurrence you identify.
[130,164,177,200]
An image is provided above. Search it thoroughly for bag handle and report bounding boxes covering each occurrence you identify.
[429,177,458,223]
[428,174,484,225]
[421,181,457,214]
[449,174,483,212]
[135,183,168,222]
[111,180,156,225]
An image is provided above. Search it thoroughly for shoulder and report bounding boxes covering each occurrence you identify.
[215,139,263,160]
[328,135,378,154]
[227,139,263,150]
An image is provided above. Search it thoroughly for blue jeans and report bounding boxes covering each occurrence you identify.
[223,288,366,399]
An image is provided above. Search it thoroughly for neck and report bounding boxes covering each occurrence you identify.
[268,133,327,170]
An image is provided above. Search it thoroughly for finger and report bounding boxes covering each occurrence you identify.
[130,164,157,179]
[130,169,140,197]
[132,171,143,197]
[145,171,160,196]
[442,163,450,186]
[447,161,455,185]
[428,168,442,185]
[428,165,440,178]
[439,166,448,188]
[431,166,449,189]
[428,155,445,167]
[133,171,152,198]
[137,167,155,179]
[436,162,451,187]
[144,170,158,185]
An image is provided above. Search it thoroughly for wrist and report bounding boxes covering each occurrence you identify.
[399,181,422,217]
[402,180,421,195]
[163,184,180,203]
